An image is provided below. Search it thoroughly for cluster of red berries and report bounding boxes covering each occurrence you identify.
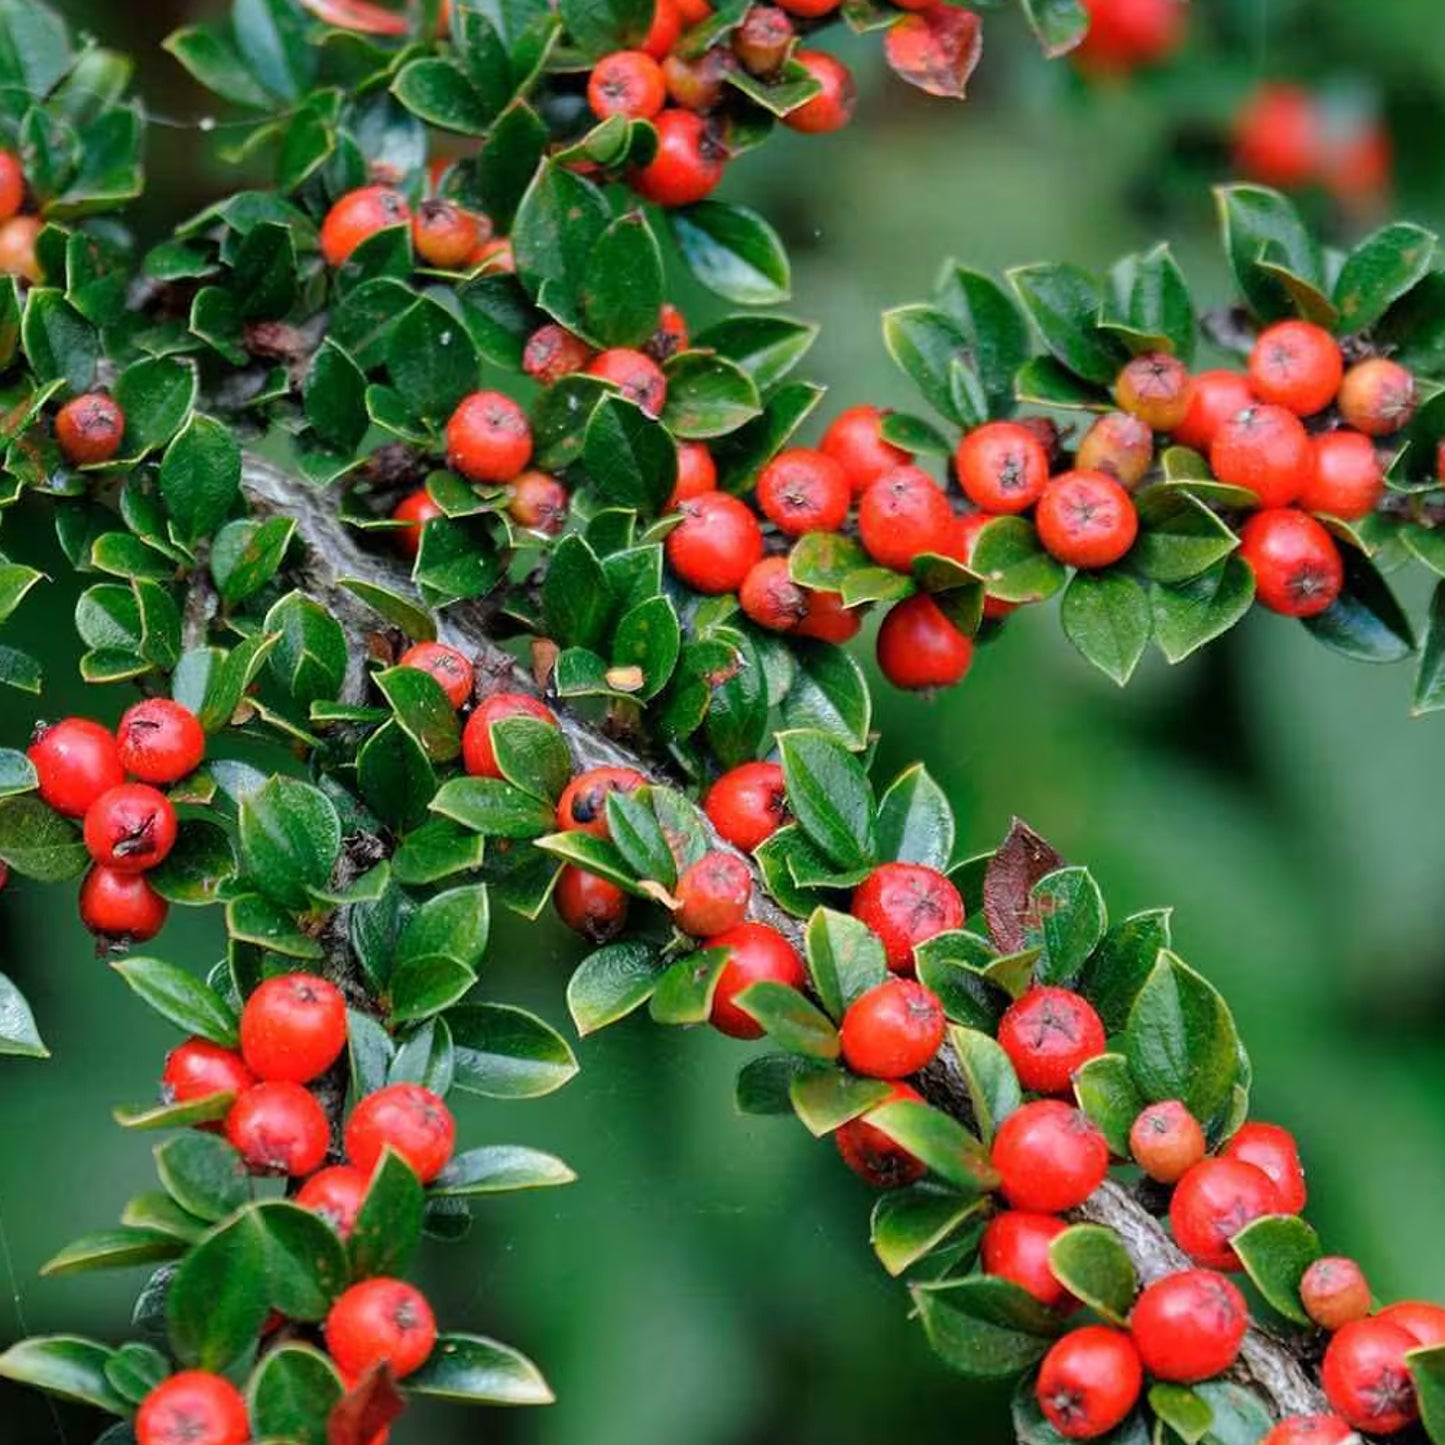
[0,148,42,285]
[27,701,206,946]
[321,182,505,275]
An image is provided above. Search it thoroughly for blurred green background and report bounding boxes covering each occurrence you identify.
[6,1,1445,1441]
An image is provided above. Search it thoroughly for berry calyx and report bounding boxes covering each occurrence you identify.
[586,347,668,416]
[955,421,1050,514]
[1300,1257,1372,1332]
[704,761,788,852]
[55,392,126,466]
[1129,1269,1248,1383]
[1301,430,1384,520]
[554,865,630,942]
[997,987,1106,1095]
[1036,1326,1144,1440]
[297,1164,371,1239]
[980,1211,1074,1311]
[858,466,953,572]
[1116,352,1193,432]
[446,390,533,483]
[79,865,168,943]
[397,641,474,710]
[345,1082,456,1183]
[162,1039,256,1106]
[839,977,946,1079]
[461,692,557,780]
[1221,1120,1307,1214]
[225,1081,331,1176]
[1171,369,1256,452]
[410,198,483,270]
[876,594,974,692]
[784,51,855,134]
[29,717,125,818]
[1210,404,1313,509]
[239,973,349,1085]
[1337,357,1417,437]
[325,1278,438,1381]
[1128,1099,1206,1184]
[851,862,965,973]
[1035,470,1139,569]
[834,1082,926,1188]
[320,185,410,267]
[117,699,206,784]
[83,784,178,873]
[992,1101,1110,1213]
[556,766,647,838]
[740,555,808,631]
[756,447,851,536]
[1320,1317,1419,1435]
[666,490,764,594]
[820,405,911,495]
[1248,321,1344,417]
[631,110,726,207]
[674,849,752,936]
[588,50,667,120]
[1169,1157,1280,1271]
[392,488,443,556]
[136,1370,250,1445]
[707,921,806,1039]
[1238,509,1344,618]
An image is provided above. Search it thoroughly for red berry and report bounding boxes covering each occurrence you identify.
[523,324,593,386]
[739,555,808,631]
[669,441,717,507]
[325,1278,438,1381]
[784,51,855,134]
[640,0,682,57]
[1377,1301,1445,1349]
[1301,1257,1372,1332]
[660,49,731,113]
[955,421,1050,514]
[1238,509,1343,618]
[1321,1318,1419,1435]
[555,766,647,838]
[587,347,668,416]
[1075,411,1154,489]
[446,391,533,483]
[297,1164,371,1239]
[320,186,411,267]
[225,1081,330,1176]
[1210,404,1313,509]
[1171,369,1255,452]
[508,470,569,534]
[1130,1269,1248,1383]
[29,717,125,818]
[876,594,973,692]
[1260,1417,1357,1445]
[839,977,946,1079]
[666,490,764,594]
[588,50,667,119]
[0,150,23,222]
[240,973,348,1085]
[392,488,443,557]
[1169,1157,1280,1271]
[1116,352,1193,432]
[834,1081,926,1188]
[704,761,787,852]
[1301,431,1384,519]
[1338,358,1417,437]
[1234,84,1320,189]
[397,641,473,710]
[79,865,168,943]
[1128,1100,1205,1184]
[794,588,861,643]
[997,987,1106,1095]
[821,405,911,495]
[1036,1326,1143,1440]
[136,1370,250,1445]
[410,198,483,270]
[0,214,41,284]
[674,849,752,936]
[851,862,964,974]
[732,4,792,75]
[346,1082,456,1183]
[1036,470,1139,570]
[981,1211,1075,1311]
[554,865,630,942]
[462,692,558,780]
[707,921,806,1039]
[55,392,126,466]
[1248,321,1344,418]
[858,466,953,572]
[776,0,839,17]
[632,109,726,207]
[1221,1121,1307,1215]
[117,699,206,784]
[83,783,178,874]
[992,1100,1110,1213]
[162,1039,256,1106]
[756,447,851,536]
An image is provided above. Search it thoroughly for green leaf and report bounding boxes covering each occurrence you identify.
[780,640,871,752]
[431,776,557,838]
[933,264,1031,411]
[649,947,726,1025]
[970,516,1066,604]
[40,1226,184,1278]
[111,956,238,1047]
[911,1281,1055,1380]
[1125,951,1239,1123]
[0,973,47,1058]
[165,1212,268,1370]
[388,295,481,421]
[155,1132,250,1224]
[513,160,610,298]
[1132,487,1238,585]
[210,516,293,607]
[397,883,490,974]
[863,1099,999,1194]
[1232,1215,1321,1326]
[1017,0,1088,56]
[1152,556,1255,665]
[22,290,98,391]
[238,774,342,910]
[1025,866,1108,987]
[1080,908,1171,1034]
[1048,1225,1137,1325]
[0,1337,125,1415]
[0,566,42,628]
[432,1145,576,1198]
[914,934,1003,1031]
[733,980,839,1060]
[1334,221,1436,333]
[375,664,462,764]
[1060,571,1151,687]
[348,1149,426,1281]
[661,351,762,439]
[582,210,663,349]
[408,1332,554,1405]
[875,763,954,872]
[871,1186,985,1277]
[670,201,790,306]
[115,357,196,458]
[392,56,496,135]
[949,1026,1021,1144]
[612,594,681,700]
[359,720,437,834]
[692,314,817,392]
[1415,581,1445,716]
[448,1002,579,1098]
[389,954,476,1024]
[249,1344,343,1445]
[1111,243,1196,363]
[778,728,877,871]
[882,303,975,426]
[1072,1054,1144,1158]
[0,796,86,882]
[583,394,675,514]
[1215,184,1322,324]
[1008,262,1127,386]
[788,1068,891,1136]
[566,941,663,1035]
[1302,547,1415,663]
[804,907,888,1019]
[1409,1344,1445,1445]
[264,591,348,706]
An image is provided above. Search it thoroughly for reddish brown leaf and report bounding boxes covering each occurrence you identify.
[329,1365,407,1445]
[883,5,983,100]
[983,818,1064,952]
[301,0,410,36]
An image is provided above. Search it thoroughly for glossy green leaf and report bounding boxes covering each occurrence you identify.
[670,201,790,306]
[408,1332,555,1405]
[1232,1215,1321,1326]
[111,956,238,1047]
[1048,1225,1137,1325]
[448,1002,579,1097]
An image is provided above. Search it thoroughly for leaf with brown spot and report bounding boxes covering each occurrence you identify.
[883,6,983,100]
[328,1365,406,1445]
[983,819,1064,953]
